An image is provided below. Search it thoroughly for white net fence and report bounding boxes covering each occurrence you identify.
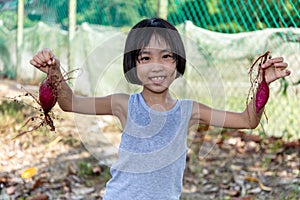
[1,21,300,139]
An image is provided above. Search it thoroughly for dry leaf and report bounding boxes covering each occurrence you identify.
[245,175,272,192]
[231,196,253,200]
[21,167,38,179]
[225,189,240,196]
[28,194,49,200]
[6,186,16,195]
[258,181,272,191]
[32,177,50,190]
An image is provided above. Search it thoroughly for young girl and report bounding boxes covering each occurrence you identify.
[30,18,290,199]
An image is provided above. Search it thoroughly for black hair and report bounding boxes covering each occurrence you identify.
[123,18,186,85]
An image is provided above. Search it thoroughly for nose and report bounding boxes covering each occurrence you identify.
[150,62,164,73]
[150,56,165,70]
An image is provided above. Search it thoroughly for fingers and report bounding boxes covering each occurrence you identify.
[41,48,55,65]
[30,48,55,68]
[261,57,287,69]
[30,49,60,75]
[281,68,291,77]
[273,62,288,69]
[262,56,290,75]
[262,56,291,84]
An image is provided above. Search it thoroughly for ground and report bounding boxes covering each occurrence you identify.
[0,79,299,200]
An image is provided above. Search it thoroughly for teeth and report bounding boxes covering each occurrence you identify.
[151,76,165,81]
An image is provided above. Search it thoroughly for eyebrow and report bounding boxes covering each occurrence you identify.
[139,49,173,55]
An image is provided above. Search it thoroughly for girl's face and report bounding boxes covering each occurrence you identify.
[136,34,177,93]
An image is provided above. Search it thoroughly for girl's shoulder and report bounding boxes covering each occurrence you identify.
[190,100,206,115]
[111,93,130,108]
[113,93,130,99]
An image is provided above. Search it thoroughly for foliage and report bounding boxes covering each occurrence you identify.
[0,99,25,117]
[0,11,17,30]
[0,0,299,32]
[168,0,300,33]
[0,36,15,78]
[0,10,38,30]
[21,0,158,28]
[77,161,112,182]
[78,160,93,176]
[0,99,29,129]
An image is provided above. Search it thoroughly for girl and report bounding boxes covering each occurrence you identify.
[30,18,290,199]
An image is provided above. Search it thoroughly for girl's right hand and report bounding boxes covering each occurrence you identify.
[30,48,61,74]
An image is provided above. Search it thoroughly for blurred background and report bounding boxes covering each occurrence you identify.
[0,1,300,199]
[0,0,299,139]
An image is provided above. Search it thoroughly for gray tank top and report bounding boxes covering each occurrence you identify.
[103,93,193,200]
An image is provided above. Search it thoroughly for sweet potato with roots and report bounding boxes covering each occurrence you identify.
[13,62,75,139]
[39,69,58,115]
[247,51,271,118]
[255,69,269,113]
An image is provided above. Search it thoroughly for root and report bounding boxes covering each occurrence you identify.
[45,113,55,131]
[10,64,80,139]
[247,51,270,103]
[13,116,46,139]
[13,113,56,139]
[246,51,271,134]
[21,87,41,106]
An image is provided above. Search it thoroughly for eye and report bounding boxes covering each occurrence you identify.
[162,54,174,62]
[138,56,150,63]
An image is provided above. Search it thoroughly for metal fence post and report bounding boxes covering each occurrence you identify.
[17,0,24,80]
[157,0,168,20]
[68,0,77,85]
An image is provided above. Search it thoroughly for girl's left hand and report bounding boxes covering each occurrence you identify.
[261,57,291,84]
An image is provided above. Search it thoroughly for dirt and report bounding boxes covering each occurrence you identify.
[0,80,299,200]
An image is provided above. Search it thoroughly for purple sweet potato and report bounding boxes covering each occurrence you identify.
[247,51,271,114]
[13,60,77,138]
[255,70,269,113]
[14,66,59,138]
[39,76,58,115]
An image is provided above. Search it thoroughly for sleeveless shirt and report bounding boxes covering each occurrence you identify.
[103,93,193,200]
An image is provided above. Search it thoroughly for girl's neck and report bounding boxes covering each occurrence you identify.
[141,89,177,111]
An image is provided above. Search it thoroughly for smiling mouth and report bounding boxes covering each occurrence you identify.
[150,76,166,81]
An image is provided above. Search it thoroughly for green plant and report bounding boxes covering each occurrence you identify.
[0,99,25,116]
[101,165,112,183]
[78,161,93,176]
[0,10,38,30]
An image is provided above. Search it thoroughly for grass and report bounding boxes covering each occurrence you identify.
[0,97,56,139]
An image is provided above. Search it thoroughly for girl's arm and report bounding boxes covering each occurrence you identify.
[30,48,129,126]
[190,101,261,129]
[190,56,291,129]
